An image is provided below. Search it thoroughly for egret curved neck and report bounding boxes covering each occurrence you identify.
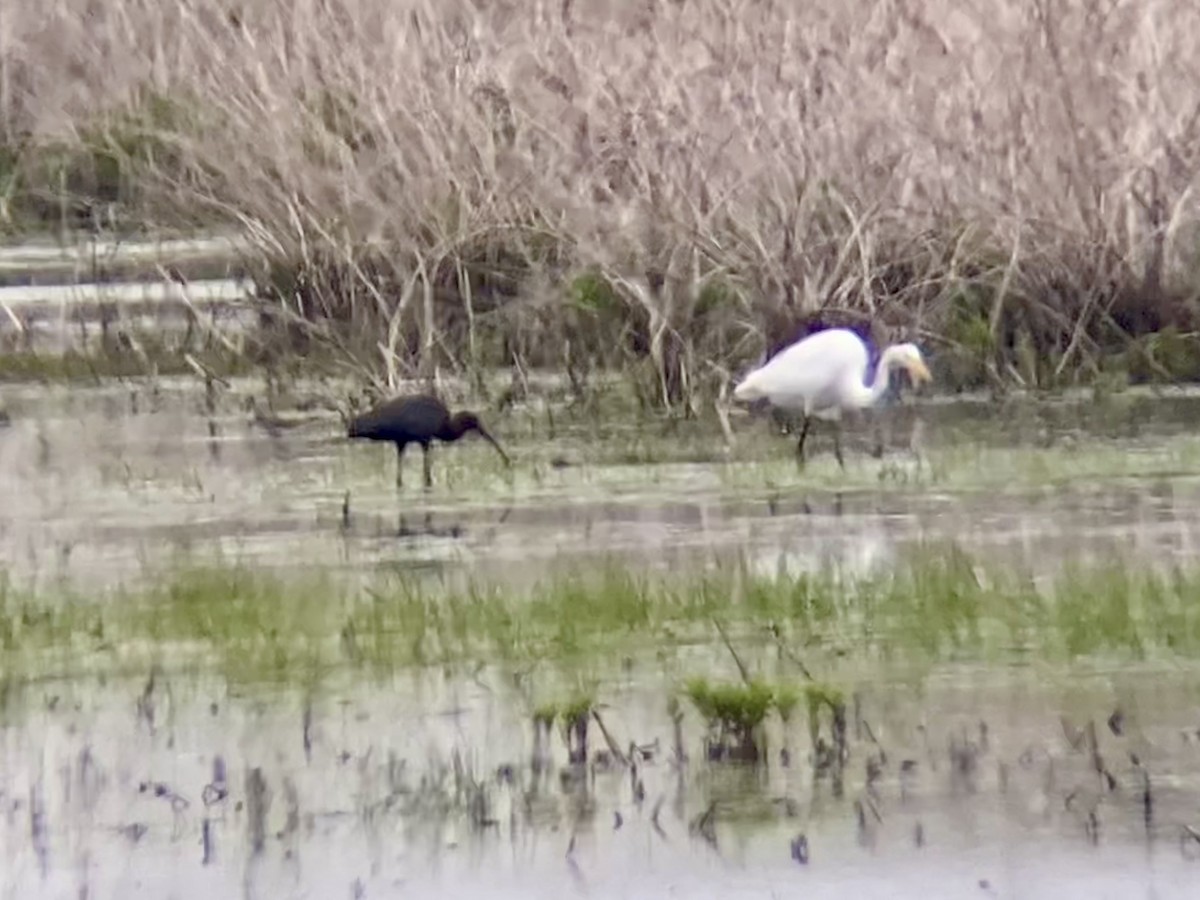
[846,353,897,409]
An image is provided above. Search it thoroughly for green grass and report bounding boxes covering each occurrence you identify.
[4,545,1200,697]
[0,341,258,383]
[685,678,780,734]
[680,677,847,762]
[532,695,595,728]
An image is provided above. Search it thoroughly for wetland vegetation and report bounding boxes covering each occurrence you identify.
[5,378,1200,896]
[7,544,1200,692]
[6,0,1200,897]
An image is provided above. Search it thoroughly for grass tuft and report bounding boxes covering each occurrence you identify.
[684,677,782,761]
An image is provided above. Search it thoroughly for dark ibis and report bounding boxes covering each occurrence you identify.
[347,393,510,488]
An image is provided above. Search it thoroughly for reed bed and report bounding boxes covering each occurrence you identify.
[4,0,1200,401]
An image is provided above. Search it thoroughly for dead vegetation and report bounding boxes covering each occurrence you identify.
[4,0,1200,404]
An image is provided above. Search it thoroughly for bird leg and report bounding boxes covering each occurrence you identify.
[422,443,433,490]
[795,416,811,468]
[395,445,405,489]
[833,421,846,470]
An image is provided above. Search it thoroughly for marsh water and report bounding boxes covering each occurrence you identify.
[8,379,1200,591]
[4,238,1200,898]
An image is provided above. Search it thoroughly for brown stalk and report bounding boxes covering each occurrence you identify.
[5,0,1199,397]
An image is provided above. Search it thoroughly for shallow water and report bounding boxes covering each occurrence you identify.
[8,253,1200,896]
[4,658,1200,899]
[0,232,251,357]
[4,380,1200,591]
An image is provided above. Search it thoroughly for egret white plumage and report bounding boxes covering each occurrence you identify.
[732,327,932,468]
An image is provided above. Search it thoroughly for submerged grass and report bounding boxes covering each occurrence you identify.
[5,545,1200,693]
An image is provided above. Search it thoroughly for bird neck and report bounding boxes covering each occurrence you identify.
[440,414,473,441]
[847,350,897,409]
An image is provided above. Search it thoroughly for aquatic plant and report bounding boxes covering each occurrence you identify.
[4,544,1200,695]
[684,678,782,762]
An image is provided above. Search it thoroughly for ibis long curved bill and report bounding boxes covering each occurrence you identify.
[476,425,511,466]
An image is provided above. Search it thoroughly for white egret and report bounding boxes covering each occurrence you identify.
[732,327,932,468]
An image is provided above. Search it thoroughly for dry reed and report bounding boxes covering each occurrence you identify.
[4,0,1200,401]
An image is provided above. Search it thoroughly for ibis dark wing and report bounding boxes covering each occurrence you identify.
[348,394,450,443]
